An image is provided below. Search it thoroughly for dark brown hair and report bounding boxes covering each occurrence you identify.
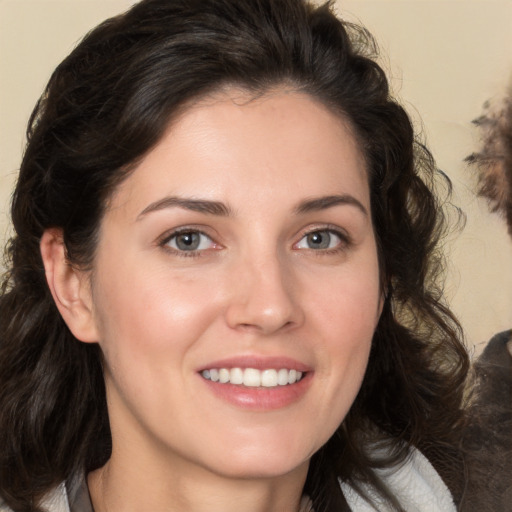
[0,1,469,510]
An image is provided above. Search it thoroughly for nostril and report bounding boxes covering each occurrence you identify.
[231,319,296,334]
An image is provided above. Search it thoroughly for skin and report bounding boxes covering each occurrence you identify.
[42,89,383,512]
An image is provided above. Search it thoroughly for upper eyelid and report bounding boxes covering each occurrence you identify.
[157,225,217,245]
[167,230,212,242]
[296,224,351,242]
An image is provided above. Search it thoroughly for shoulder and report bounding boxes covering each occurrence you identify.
[340,446,456,511]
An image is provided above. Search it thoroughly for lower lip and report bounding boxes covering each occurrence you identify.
[200,373,312,410]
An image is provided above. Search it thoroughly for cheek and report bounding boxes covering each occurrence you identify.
[309,262,381,340]
[91,262,224,368]
[318,287,376,379]
[91,264,228,431]
[305,262,380,404]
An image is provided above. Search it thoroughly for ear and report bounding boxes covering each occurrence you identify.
[40,228,99,343]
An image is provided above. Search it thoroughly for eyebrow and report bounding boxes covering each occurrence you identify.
[137,193,367,220]
[294,194,368,216]
[137,196,232,220]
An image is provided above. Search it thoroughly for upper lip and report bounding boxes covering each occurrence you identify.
[197,355,312,373]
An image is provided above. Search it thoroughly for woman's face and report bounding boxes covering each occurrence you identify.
[85,89,383,480]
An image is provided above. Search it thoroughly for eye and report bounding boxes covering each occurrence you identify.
[164,230,216,252]
[295,229,344,251]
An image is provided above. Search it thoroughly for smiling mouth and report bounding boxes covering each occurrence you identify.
[201,368,305,388]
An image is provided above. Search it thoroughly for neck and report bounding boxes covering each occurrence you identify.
[88,450,309,512]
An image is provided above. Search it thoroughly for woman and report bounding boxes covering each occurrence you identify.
[0,0,469,510]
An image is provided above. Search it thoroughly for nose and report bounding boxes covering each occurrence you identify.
[224,254,304,335]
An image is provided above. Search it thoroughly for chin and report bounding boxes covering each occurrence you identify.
[200,437,315,480]
[210,456,310,481]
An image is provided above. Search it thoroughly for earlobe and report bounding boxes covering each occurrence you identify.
[40,229,98,343]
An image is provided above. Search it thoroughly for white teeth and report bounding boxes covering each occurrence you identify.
[201,367,305,387]
[277,368,289,385]
[230,367,244,385]
[244,368,261,387]
[261,369,278,387]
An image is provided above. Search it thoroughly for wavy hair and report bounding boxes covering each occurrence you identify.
[0,1,469,510]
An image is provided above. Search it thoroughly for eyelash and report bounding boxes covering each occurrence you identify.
[158,225,352,258]
[294,226,352,255]
[159,227,218,258]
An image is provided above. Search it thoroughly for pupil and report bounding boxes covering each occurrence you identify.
[308,231,329,249]
[177,232,199,250]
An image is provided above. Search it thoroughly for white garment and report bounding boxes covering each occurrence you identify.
[40,484,70,512]
[341,447,456,511]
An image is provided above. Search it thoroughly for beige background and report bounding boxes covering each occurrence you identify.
[1,0,511,356]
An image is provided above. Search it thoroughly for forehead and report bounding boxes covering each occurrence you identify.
[106,89,369,215]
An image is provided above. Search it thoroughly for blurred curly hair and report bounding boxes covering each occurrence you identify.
[466,84,512,234]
